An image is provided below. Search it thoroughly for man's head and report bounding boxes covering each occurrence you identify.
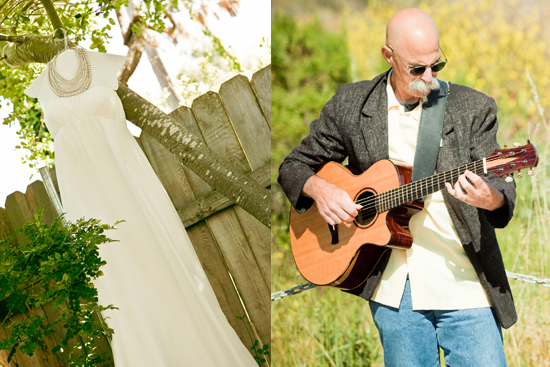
[381,8,443,104]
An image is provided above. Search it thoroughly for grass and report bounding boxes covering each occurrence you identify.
[271,78,550,366]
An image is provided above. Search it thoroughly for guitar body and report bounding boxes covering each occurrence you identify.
[289,160,423,290]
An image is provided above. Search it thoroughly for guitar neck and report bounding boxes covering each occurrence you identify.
[375,160,485,213]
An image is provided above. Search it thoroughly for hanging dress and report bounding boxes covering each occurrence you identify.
[25,48,258,367]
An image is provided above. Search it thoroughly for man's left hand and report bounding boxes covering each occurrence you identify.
[445,170,505,211]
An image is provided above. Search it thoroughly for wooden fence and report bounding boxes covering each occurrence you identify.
[0,65,271,366]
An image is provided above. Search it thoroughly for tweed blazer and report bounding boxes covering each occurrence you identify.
[278,70,518,329]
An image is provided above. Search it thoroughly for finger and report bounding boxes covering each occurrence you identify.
[340,201,359,218]
[453,180,467,201]
[453,179,463,194]
[336,192,360,217]
[322,210,341,225]
[464,170,484,186]
[319,210,335,226]
[318,204,341,225]
[458,174,473,192]
[323,207,352,224]
[333,199,358,222]
[336,208,356,223]
[445,182,455,196]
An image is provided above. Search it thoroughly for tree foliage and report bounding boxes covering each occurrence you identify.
[272,14,351,167]
[271,14,351,228]
[0,208,119,365]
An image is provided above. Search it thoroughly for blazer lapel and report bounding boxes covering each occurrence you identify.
[360,71,390,166]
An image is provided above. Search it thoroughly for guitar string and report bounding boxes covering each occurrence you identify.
[354,165,480,218]
[322,149,531,222]
[352,153,527,218]
[357,162,478,204]
[354,160,481,207]
[374,151,532,207]
[358,155,527,217]
[354,152,525,208]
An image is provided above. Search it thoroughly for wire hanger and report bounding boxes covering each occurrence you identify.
[53,28,70,53]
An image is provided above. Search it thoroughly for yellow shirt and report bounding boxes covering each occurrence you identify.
[370,72,491,310]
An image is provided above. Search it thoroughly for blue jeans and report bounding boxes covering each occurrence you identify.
[369,279,507,367]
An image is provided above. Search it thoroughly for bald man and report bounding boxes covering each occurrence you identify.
[278,8,515,366]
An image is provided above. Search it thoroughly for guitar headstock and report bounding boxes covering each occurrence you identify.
[485,140,539,178]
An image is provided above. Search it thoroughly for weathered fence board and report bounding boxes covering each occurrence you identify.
[169,106,213,197]
[1,66,271,365]
[25,181,58,225]
[139,131,196,209]
[219,74,271,169]
[206,210,270,344]
[192,91,251,173]
[234,206,271,287]
[185,222,250,342]
[5,191,35,245]
[0,207,13,242]
[250,65,271,127]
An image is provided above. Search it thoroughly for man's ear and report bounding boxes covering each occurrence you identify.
[381,45,393,66]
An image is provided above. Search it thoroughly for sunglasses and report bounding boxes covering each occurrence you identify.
[388,46,448,77]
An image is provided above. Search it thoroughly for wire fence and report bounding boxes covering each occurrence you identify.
[271,270,550,302]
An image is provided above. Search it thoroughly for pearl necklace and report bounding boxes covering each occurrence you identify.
[47,48,92,98]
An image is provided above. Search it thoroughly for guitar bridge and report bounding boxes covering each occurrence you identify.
[328,224,339,245]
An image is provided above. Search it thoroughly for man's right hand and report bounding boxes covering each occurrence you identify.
[302,175,362,225]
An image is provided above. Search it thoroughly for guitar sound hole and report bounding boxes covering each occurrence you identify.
[355,190,376,227]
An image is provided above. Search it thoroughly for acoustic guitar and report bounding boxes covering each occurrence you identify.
[289,141,539,290]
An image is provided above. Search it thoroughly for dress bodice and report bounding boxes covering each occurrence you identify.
[43,86,126,139]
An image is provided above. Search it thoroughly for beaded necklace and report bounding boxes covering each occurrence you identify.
[47,47,92,98]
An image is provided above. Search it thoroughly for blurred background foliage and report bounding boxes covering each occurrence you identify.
[272,0,550,366]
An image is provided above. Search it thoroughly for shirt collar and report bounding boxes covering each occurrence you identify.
[386,70,422,120]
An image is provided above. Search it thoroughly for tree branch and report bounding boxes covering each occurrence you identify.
[115,9,146,85]
[37,0,64,37]
[1,35,75,66]
[0,34,25,43]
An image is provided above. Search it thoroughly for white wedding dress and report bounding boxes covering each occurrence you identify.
[25,49,257,366]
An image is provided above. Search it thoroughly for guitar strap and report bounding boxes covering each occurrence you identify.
[411,80,449,189]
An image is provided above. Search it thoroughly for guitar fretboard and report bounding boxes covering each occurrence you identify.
[375,160,485,213]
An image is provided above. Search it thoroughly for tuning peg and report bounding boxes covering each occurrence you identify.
[528,168,535,176]
[504,143,507,149]
[513,142,521,148]
[505,174,514,183]
[527,139,531,144]
[517,170,523,178]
